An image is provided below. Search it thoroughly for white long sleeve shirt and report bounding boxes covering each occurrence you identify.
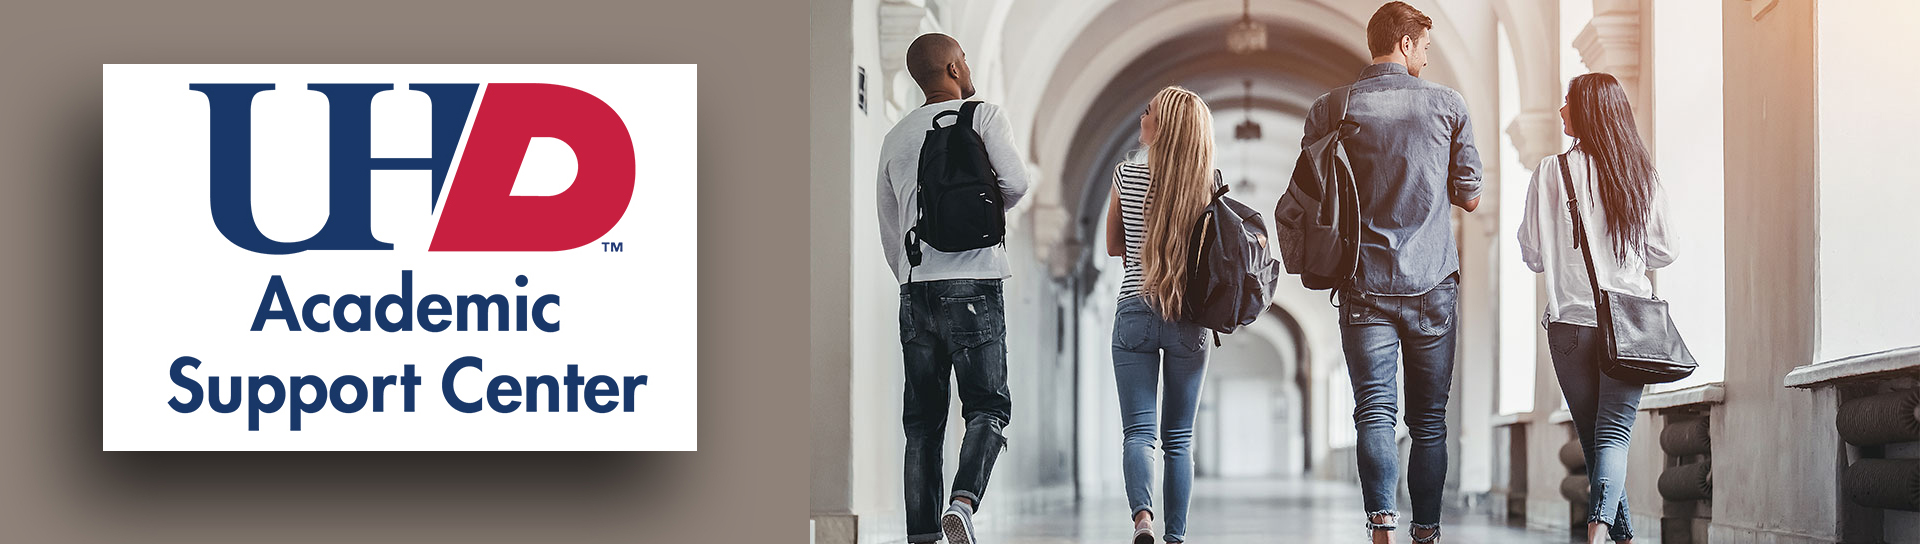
[1517,149,1676,328]
[876,100,1031,284]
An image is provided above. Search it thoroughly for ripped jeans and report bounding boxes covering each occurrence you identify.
[900,279,1012,543]
[1338,275,1458,531]
[1548,321,1643,542]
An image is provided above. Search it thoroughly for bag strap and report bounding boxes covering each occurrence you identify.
[1187,172,1227,277]
[1558,152,1605,310]
[959,100,981,127]
[1331,85,1353,124]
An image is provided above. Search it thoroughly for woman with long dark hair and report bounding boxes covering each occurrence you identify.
[1104,86,1215,544]
[1517,73,1675,544]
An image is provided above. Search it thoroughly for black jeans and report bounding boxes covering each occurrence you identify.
[1337,274,1458,529]
[899,279,1011,543]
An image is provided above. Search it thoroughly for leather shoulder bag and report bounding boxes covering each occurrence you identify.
[1558,152,1696,384]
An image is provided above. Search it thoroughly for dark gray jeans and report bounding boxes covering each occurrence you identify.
[899,279,1011,543]
[1548,321,1641,542]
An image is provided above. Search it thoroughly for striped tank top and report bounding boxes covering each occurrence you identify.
[1114,162,1152,301]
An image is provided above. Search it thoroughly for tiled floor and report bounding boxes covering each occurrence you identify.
[970,479,1564,543]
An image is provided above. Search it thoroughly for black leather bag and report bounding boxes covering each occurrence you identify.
[1558,153,1696,384]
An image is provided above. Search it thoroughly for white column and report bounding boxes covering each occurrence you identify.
[1494,23,1538,417]
[1573,0,1642,102]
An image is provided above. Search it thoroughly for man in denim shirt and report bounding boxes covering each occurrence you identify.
[1299,3,1481,542]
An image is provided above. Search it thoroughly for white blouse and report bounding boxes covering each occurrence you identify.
[1517,148,1676,328]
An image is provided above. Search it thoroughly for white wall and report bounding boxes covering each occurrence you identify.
[1815,1,1920,362]
[1648,0,1727,390]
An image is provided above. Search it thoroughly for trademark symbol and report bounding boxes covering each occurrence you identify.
[601,242,623,253]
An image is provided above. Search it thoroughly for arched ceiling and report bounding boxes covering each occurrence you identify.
[1052,17,1370,281]
[974,0,1489,281]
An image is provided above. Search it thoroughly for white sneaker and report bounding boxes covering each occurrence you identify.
[941,500,976,544]
[1132,522,1155,544]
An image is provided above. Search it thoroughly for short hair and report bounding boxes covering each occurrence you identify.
[1366,2,1433,57]
[905,33,960,89]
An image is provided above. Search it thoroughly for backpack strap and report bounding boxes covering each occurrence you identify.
[931,110,959,129]
[958,100,981,127]
[1331,84,1351,123]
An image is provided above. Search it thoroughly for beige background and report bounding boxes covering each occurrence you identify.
[0,1,806,542]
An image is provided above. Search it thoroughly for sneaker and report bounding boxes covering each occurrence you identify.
[941,500,976,544]
[1131,521,1154,544]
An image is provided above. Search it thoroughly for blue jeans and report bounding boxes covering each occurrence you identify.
[1548,322,1641,542]
[1111,295,1209,543]
[899,279,1012,543]
[1338,274,1457,530]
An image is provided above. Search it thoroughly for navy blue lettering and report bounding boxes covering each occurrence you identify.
[251,276,299,331]
[622,375,648,412]
[375,270,414,332]
[456,294,509,331]
[209,376,242,413]
[193,83,476,254]
[525,375,559,413]
[401,364,421,412]
[372,375,397,412]
[533,294,561,332]
[487,375,522,413]
[302,294,332,332]
[335,294,370,332]
[169,356,203,413]
[289,375,327,431]
[585,375,618,413]
[331,376,369,413]
[563,364,585,412]
[247,375,285,431]
[419,295,452,332]
[443,356,482,413]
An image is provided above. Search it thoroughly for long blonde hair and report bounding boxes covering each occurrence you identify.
[1141,87,1215,321]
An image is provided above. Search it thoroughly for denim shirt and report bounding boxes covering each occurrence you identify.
[1302,62,1483,296]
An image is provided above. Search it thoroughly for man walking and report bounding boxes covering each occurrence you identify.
[876,33,1030,544]
[1299,3,1482,543]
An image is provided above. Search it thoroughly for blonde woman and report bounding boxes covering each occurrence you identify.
[1104,86,1216,544]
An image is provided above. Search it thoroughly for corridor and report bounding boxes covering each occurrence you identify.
[813,1,1920,543]
[972,479,1551,543]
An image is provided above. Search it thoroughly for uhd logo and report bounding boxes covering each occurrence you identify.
[197,82,634,254]
[103,65,697,451]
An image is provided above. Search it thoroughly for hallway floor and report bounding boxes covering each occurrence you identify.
[970,479,1563,544]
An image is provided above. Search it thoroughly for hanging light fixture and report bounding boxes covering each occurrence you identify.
[1234,79,1262,141]
[1233,79,1260,191]
[1226,0,1267,54]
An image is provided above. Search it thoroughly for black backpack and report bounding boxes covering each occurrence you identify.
[1273,85,1361,291]
[1183,173,1283,345]
[906,101,1005,267]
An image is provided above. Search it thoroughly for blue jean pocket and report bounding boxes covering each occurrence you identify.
[1548,323,1581,358]
[1417,284,1456,336]
[1340,294,1391,326]
[1177,321,1209,353]
[1113,302,1154,351]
